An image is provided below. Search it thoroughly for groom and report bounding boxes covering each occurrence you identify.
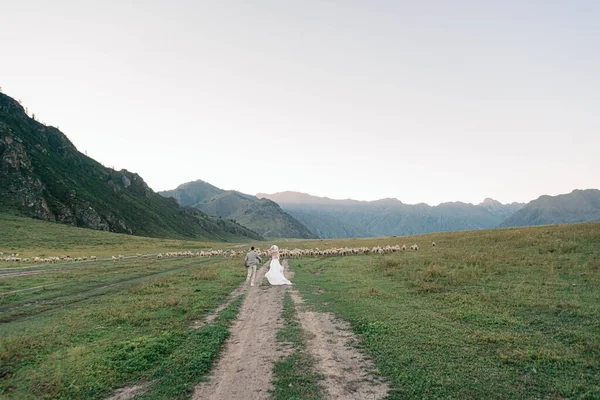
[244,246,262,286]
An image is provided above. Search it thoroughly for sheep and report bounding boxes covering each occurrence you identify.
[98,240,437,266]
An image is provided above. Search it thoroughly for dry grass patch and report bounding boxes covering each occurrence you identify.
[190,269,219,281]
[358,287,383,295]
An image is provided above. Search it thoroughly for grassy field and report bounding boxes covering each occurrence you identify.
[0,213,259,264]
[2,212,599,399]
[290,222,600,399]
[0,251,247,399]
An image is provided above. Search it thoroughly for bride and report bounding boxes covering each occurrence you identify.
[265,245,293,285]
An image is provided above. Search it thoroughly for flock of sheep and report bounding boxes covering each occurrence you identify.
[155,250,232,259]
[1,253,97,263]
[1,242,436,265]
[252,242,434,259]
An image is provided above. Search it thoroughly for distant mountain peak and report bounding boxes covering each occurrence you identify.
[372,197,403,205]
[162,183,316,238]
[481,198,502,206]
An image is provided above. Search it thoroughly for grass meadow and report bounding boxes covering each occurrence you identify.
[1,213,599,399]
[290,223,600,399]
[0,213,236,264]
[0,213,252,399]
[1,255,246,399]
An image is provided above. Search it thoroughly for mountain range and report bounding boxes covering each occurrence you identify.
[2,90,598,241]
[500,189,600,227]
[0,92,260,241]
[258,192,525,238]
[159,180,316,239]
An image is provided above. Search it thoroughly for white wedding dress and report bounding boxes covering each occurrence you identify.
[265,253,293,285]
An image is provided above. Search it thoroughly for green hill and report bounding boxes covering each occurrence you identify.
[500,189,600,227]
[0,92,260,241]
[160,180,316,239]
[159,179,222,207]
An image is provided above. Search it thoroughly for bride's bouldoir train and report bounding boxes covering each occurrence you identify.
[265,245,293,285]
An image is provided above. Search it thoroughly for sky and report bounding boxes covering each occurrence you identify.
[1,0,599,205]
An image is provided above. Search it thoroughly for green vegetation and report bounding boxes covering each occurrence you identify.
[0,213,255,264]
[0,93,260,241]
[0,254,247,399]
[272,292,324,400]
[141,295,243,400]
[3,207,599,399]
[290,223,600,399]
[159,180,316,239]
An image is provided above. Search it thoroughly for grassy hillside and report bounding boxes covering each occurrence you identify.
[158,179,222,207]
[0,93,260,241]
[290,222,600,398]
[160,180,316,239]
[501,189,600,227]
[196,190,257,218]
[231,198,316,239]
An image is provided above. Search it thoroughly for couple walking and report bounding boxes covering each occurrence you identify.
[244,245,293,286]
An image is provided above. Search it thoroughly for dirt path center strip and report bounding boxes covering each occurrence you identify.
[289,285,389,399]
[192,262,292,400]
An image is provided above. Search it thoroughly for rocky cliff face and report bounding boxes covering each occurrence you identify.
[1,132,54,221]
[0,110,132,233]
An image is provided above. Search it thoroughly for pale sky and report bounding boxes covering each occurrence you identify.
[1,1,598,205]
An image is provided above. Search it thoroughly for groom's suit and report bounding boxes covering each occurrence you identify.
[244,250,262,286]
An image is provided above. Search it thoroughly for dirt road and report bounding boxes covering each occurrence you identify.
[192,263,291,400]
[193,260,389,400]
[290,291,389,399]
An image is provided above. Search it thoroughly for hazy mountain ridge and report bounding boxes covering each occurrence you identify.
[0,92,261,241]
[160,181,316,239]
[500,189,600,227]
[259,191,526,238]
